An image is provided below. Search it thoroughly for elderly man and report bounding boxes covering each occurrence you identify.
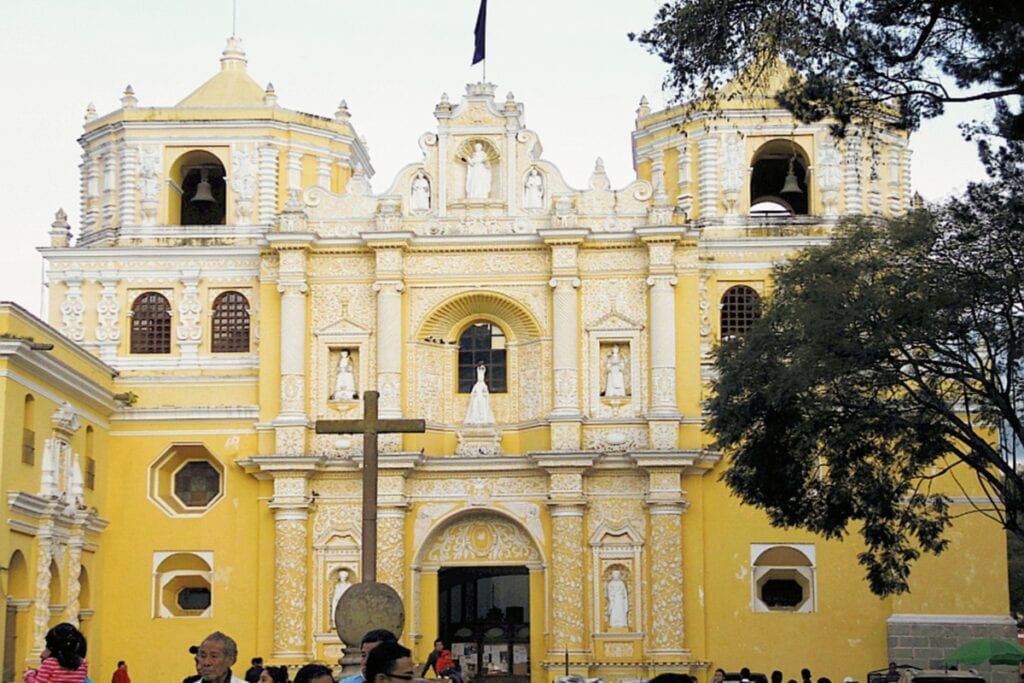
[196,632,246,683]
[339,629,397,683]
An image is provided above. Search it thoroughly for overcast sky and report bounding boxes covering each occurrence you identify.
[0,1,991,317]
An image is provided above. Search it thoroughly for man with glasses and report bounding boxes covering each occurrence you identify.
[339,630,398,683]
[364,642,414,683]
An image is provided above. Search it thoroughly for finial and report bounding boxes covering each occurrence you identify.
[220,36,247,71]
[504,91,517,113]
[334,99,351,122]
[263,82,278,106]
[121,85,138,108]
[440,92,450,104]
[594,157,605,173]
[436,92,452,115]
[912,191,924,209]
[84,102,97,122]
[49,208,71,247]
[636,95,651,118]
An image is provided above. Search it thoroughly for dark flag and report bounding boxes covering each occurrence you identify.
[472,0,487,65]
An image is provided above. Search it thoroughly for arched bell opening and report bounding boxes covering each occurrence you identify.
[750,139,809,215]
[170,150,227,226]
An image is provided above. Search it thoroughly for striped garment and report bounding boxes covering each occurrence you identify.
[24,657,89,683]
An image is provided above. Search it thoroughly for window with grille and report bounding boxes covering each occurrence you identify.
[211,291,250,353]
[458,322,507,393]
[22,428,35,465]
[720,285,762,340]
[131,292,172,354]
[85,456,96,490]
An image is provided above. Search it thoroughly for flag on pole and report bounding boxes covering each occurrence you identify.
[472,0,487,65]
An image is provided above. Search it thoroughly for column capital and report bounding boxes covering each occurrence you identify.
[548,276,580,289]
[646,274,678,288]
[373,280,405,293]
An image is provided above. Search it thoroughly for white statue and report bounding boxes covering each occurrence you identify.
[605,569,629,628]
[604,345,627,397]
[410,171,430,211]
[464,143,491,199]
[464,363,496,425]
[523,168,544,208]
[331,568,353,618]
[332,350,357,400]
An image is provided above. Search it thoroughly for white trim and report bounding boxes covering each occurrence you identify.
[887,614,1016,625]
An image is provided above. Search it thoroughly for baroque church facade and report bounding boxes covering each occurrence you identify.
[1,38,1012,683]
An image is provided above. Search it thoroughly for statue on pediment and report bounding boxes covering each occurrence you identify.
[524,167,544,209]
[464,142,492,199]
[410,171,431,211]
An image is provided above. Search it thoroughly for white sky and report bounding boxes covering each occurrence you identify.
[0,0,990,317]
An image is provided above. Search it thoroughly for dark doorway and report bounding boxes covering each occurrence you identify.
[3,604,17,683]
[438,566,529,683]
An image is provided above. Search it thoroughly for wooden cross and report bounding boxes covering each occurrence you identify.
[315,390,425,583]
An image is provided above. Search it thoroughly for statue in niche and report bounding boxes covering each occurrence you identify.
[331,568,353,619]
[605,569,630,629]
[410,171,431,211]
[603,345,628,398]
[464,363,496,425]
[464,142,492,199]
[523,167,544,208]
[331,350,357,400]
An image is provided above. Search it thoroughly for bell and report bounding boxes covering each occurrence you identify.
[780,156,803,194]
[191,168,215,203]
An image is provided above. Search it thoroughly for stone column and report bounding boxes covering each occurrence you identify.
[370,242,408,424]
[31,524,55,657]
[268,229,313,455]
[641,234,681,449]
[843,135,863,215]
[697,136,719,220]
[651,150,668,204]
[176,270,202,365]
[676,142,693,219]
[317,156,332,190]
[270,475,313,660]
[118,143,137,227]
[535,455,593,658]
[64,525,85,624]
[542,232,585,450]
[81,155,99,236]
[378,506,407,597]
[287,151,303,195]
[258,144,280,224]
[96,271,121,362]
[101,153,116,229]
[639,464,687,658]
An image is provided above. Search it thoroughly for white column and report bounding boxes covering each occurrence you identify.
[317,156,331,190]
[436,133,449,217]
[275,244,309,455]
[258,144,280,224]
[843,135,863,214]
[118,143,137,227]
[96,271,121,362]
[269,474,312,661]
[697,136,719,219]
[647,274,679,417]
[651,149,668,204]
[101,153,116,229]
[287,151,303,195]
[549,276,581,417]
[374,280,404,417]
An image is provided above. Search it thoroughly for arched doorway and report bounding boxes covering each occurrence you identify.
[417,511,544,683]
[4,550,29,682]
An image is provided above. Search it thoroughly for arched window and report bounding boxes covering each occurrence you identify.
[458,322,507,393]
[720,285,762,340]
[211,291,250,353]
[752,544,815,612]
[131,292,172,354]
[22,394,35,465]
[749,140,809,215]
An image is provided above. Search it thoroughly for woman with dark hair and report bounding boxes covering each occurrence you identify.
[259,667,290,683]
[23,623,89,683]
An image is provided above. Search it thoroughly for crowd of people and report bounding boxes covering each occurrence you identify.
[21,621,873,683]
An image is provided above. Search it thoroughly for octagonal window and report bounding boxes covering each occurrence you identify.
[174,461,220,508]
[177,586,212,610]
[149,444,225,517]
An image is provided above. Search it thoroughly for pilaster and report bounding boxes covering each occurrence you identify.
[697,136,719,220]
[368,236,411,428]
[258,144,280,224]
[639,233,681,447]
[95,271,121,362]
[269,474,315,660]
[118,143,137,227]
[176,270,202,365]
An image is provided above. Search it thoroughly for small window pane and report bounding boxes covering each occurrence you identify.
[177,586,211,610]
[131,292,172,354]
[173,461,220,508]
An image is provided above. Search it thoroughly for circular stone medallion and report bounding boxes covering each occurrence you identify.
[335,581,405,645]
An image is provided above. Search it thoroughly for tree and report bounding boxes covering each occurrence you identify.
[629,0,1024,139]
[706,169,1024,596]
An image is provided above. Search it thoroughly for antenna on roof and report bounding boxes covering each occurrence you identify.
[231,0,237,37]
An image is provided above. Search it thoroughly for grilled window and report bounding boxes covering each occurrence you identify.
[458,322,507,393]
[131,292,172,354]
[211,291,250,353]
[720,285,762,340]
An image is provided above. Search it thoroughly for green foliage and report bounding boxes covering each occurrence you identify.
[707,170,1024,595]
[630,0,1024,139]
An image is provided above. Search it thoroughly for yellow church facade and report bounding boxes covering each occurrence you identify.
[1,38,1011,683]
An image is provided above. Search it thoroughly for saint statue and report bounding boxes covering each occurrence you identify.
[605,569,629,628]
[331,568,353,619]
[464,143,491,199]
[410,171,431,211]
[332,350,357,400]
[523,168,544,209]
[604,345,627,397]
[464,362,496,425]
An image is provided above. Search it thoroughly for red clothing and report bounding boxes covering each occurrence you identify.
[24,657,88,683]
[112,668,131,683]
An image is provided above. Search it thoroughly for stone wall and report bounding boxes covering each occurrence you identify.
[887,615,1018,683]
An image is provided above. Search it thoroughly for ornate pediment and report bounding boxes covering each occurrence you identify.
[587,309,644,332]
[315,316,370,338]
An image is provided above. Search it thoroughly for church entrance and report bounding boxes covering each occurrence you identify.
[438,566,530,683]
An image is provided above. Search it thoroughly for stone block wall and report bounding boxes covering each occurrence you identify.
[887,615,1018,683]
